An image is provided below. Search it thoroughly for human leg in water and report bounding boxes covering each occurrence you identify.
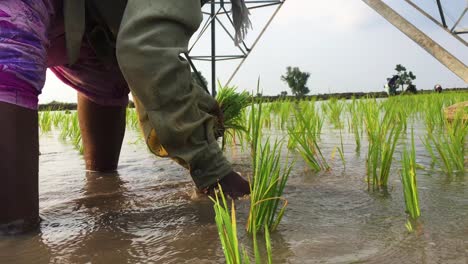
[0,102,40,232]
[77,94,126,172]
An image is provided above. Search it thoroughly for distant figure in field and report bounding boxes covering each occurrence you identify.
[434,84,443,93]
[385,75,400,95]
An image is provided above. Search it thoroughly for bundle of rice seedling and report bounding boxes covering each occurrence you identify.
[216,85,251,148]
[216,85,251,130]
[444,101,468,122]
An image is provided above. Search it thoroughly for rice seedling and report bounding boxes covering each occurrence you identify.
[288,105,328,171]
[363,101,404,191]
[424,98,445,133]
[247,139,292,234]
[52,110,65,128]
[217,86,251,130]
[337,126,346,168]
[59,111,83,154]
[260,103,273,130]
[126,107,139,130]
[400,129,420,232]
[424,109,467,176]
[216,85,251,149]
[247,93,292,234]
[276,98,292,130]
[322,97,344,128]
[211,187,273,264]
[39,108,53,133]
[287,99,322,148]
[211,188,243,264]
[246,96,262,162]
[348,97,362,152]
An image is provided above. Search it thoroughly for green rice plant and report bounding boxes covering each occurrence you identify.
[288,106,328,171]
[321,97,344,128]
[211,187,273,264]
[260,102,273,129]
[381,95,411,130]
[346,97,362,152]
[423,110,468,176]
[211,188,243,264]
[400,129,420,231]
[39,108,53,133]
[363,101,404,191]
[51,110,65,128]
[279,99,293,130]
[424,98,445,133]
[337,126,346,168]
[59,111,83,154]
[378,120,403,189]
[126,107,139,130]
[247,139,292,234]
[246,99,262,164]
[246,93,292,234]
[287,100,322,149]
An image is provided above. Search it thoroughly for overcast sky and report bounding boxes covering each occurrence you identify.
[39,0,467,103]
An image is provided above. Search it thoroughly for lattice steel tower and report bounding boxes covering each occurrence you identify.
[187,0,286,96]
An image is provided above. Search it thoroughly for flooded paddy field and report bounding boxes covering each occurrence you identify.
[0,93,467,263]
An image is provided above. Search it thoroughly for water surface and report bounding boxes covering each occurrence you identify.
[0,119,466,263]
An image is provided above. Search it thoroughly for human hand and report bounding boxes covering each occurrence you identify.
[205,171,250,199]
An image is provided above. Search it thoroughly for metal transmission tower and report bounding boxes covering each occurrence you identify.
[187,0,286,96]
[362,0,468,82]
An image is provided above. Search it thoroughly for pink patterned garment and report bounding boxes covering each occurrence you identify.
[0,0,129,110]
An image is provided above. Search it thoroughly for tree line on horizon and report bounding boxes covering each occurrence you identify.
[191,64,458,98]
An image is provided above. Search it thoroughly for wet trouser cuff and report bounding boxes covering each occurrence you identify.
[189,141,232,190]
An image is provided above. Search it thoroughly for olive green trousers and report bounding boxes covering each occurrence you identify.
[67,0,232,189]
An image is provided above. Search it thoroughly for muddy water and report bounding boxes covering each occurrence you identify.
[0,120,466,263]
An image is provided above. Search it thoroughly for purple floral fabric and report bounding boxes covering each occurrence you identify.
[0,0,129,109]
[0,0,53,109]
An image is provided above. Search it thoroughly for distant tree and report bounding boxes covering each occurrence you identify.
[281,66,310,97]
[191,71,208,89]
[280,91,288,97]
[405,83,417,94]
[394,64,416,92]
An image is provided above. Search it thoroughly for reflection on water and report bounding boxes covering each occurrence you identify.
[0,121,466,263]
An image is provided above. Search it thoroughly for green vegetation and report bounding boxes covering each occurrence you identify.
[59,111,83,153]
[424,110,468,176]
[211,187,273,264]
[126,106,139,130]
[347,97,363,152]
[281,66,310,97]
[288,106,328,171]
[400,129,420,232]
[386,64,416,95]
[38,108,53,133]
[247,96,292,234]
[322,97,344,128]
[247,139,292,233]
[394,64,416,92]
[216,86,251,149]
[363,102,404,191]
